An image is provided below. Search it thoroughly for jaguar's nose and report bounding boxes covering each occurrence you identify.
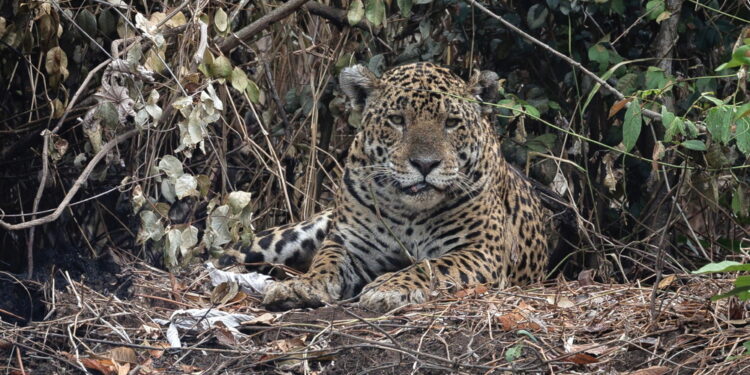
[409,157,442,176]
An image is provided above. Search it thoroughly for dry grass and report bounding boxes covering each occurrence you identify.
[1,262,748,374]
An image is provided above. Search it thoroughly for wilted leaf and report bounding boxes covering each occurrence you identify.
[203,205,232,249]
[657,274,676,289]
[228,191,253,214]
[161,179,176,203]
[348,0,365,25]
[145,90,162,121]
[214,8,228,33]
[158,155,184,180]
[107,347,138,364]
[210,55,233,79]
[705,106,732,144]
[137,210,164,244]
[180,225,199,256]
[211,281,239,305]
[622,98,642,152]
[655,11,671,23]
[46,46,69,80]
[175,174,198,199]
[627,366,670,375]
[563,353,598,365]
[365,0,386,27]
[397,0,412,17]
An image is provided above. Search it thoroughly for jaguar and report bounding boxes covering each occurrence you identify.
[220,62,562,312]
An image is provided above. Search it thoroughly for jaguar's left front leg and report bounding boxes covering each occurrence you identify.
[358,248,502,312]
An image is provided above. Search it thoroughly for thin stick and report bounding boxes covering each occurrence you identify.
[0,129,139,230]
[218,0,311,53]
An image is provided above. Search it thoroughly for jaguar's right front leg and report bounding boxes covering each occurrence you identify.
[262,239,365,311]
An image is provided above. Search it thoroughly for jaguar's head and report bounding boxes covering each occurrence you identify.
[340,62,498,211]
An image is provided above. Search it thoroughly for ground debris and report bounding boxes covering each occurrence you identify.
[1,263,748,374]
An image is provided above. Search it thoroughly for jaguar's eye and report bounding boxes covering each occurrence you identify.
[388,115,405,126]
[445,118,461,129]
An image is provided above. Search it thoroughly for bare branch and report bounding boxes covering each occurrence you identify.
[218,0,311,53]
[304,2,376,32]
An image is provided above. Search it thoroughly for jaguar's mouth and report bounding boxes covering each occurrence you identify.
[401,182,439,196]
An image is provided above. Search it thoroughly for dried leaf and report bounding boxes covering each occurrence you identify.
[657,274,676,289]
[107,347,138,364]
[211,281,239,305]
[628,366,670,375]
[563,353,598,365]
[213,321,237,347]
[609,98,633,118]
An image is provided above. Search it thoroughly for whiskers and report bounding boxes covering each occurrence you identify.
[452,171,477,198]
[351,164,394,185]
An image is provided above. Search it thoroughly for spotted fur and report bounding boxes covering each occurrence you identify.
[225,62,554,312]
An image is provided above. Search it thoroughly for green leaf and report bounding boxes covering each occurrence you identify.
[365,0,386,27]
[505,343,523,362]
[645,66,668,90]
[246,80,260,104]
[622,99,642,152]
[701,94,724,106]
[736,118,750,156]
[397,0,412,18]
[705,106,732,144]
[610,0,625,15]
[736,275,750,287]
[661,105,676,137]
[711,285,750,301]
[75,10,98,37]
[693,261,750,274]
[348,0,365,25]
[587,44,609,71]
[210,55,233,79]
[526,4,548,30]
[231,67,248,92]
[716,45,750,71]
[645,0,665,20]
[681,140,706,151]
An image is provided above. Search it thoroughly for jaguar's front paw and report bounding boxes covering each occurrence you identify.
[262,276,340,311]
[358,274,428,312]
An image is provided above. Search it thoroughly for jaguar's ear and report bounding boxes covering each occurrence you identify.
[468,70,500,104]
[340,64,379,111]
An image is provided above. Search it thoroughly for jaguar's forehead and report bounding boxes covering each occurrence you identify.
[379,62,467,95]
